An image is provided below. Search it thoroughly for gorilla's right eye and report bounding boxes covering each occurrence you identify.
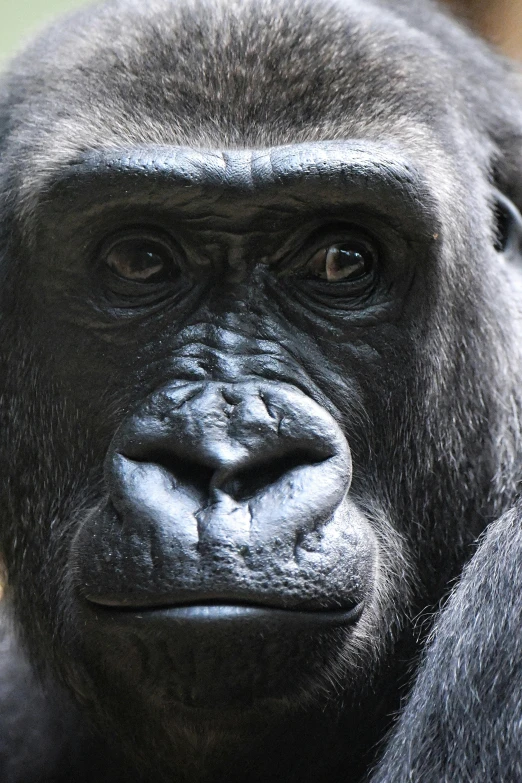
[104,234,178,283]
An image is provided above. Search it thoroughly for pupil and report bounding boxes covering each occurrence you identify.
[326,245,370,281]
[340,248,365,270]
[132,247,161,272]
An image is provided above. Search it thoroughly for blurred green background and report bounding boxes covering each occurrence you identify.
[1,0,88,62]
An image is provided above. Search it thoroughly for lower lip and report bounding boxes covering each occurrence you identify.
[85,602,364,627]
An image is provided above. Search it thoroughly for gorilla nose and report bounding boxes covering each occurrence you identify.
[107,381,352,555]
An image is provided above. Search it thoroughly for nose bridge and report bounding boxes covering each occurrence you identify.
[167,323,293,385]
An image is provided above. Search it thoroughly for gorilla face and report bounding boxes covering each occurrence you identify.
[1,0,522,779]
[23,144,422,711]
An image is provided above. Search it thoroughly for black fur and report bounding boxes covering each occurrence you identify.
[0,0,521,780]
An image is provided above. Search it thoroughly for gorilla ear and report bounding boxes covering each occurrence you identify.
[493,190,522,255]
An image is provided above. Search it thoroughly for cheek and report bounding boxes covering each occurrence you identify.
[0,361,106,608]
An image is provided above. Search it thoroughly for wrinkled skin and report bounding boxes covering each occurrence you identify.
[0,0,522,781]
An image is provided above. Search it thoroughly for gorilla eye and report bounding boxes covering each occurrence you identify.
[105,235,177,283]
[305,241,376,282]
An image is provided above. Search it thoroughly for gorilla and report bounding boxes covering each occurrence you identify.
[0,0,521,780]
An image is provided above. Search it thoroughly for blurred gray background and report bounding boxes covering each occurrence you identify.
[1,0,522,64]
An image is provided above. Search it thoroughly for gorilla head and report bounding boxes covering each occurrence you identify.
[1,0,522,781]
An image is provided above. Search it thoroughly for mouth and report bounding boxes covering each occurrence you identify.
[85,598,365,626]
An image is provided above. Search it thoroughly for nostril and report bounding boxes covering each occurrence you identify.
[123,449,215,498]
[219,450,327,502]
[119,447,329,505]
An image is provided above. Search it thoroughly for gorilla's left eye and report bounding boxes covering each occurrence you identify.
[304,241,377,282]
[104,235,178,283]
